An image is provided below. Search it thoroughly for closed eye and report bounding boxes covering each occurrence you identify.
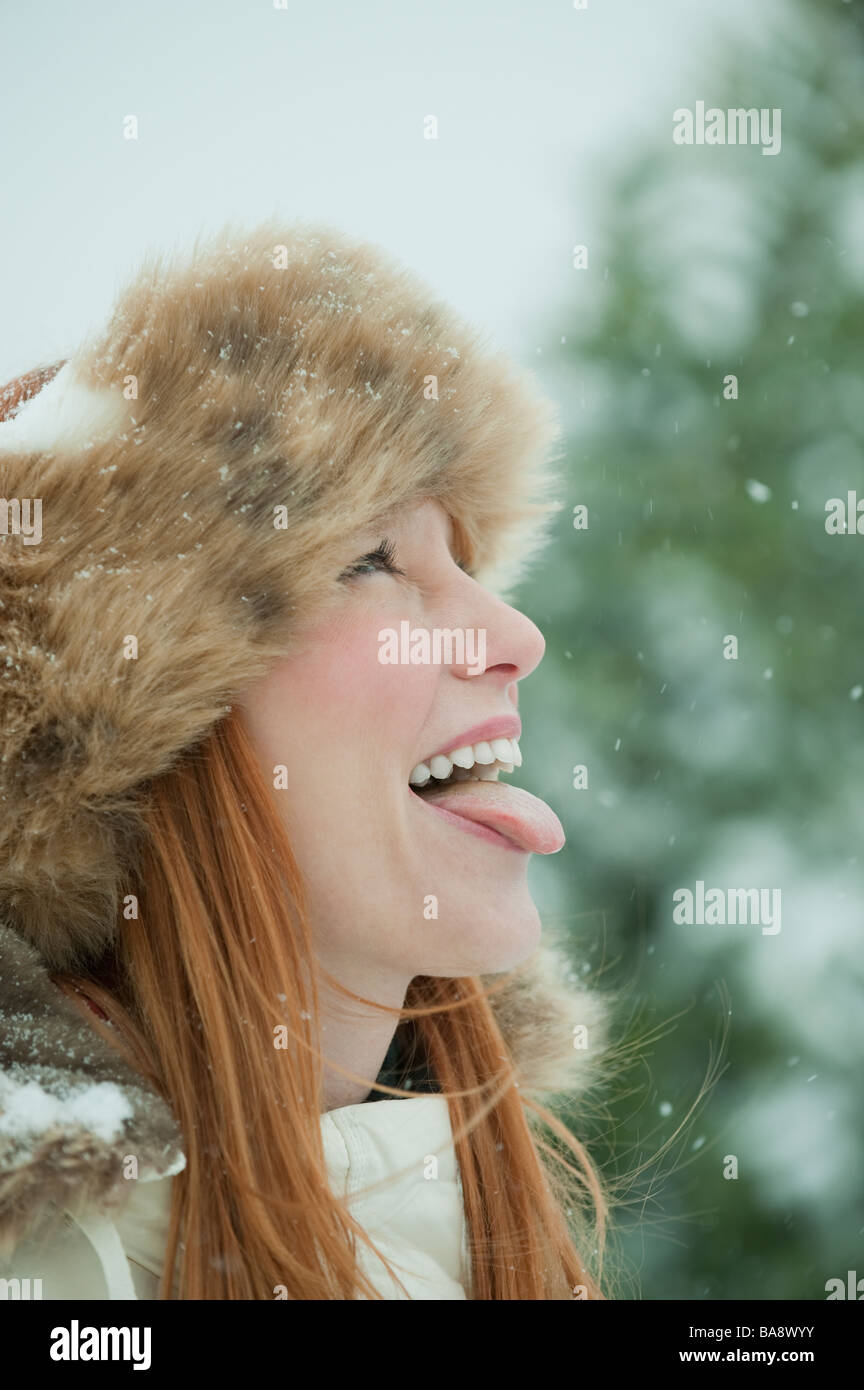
[338,537,406,581]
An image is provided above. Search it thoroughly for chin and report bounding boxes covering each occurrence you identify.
[419,883,544,977]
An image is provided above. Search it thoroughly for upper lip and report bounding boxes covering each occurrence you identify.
[417,715,522,767]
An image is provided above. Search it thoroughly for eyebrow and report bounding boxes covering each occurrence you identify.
[358,499,465,564]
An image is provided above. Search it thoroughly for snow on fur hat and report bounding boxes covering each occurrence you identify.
[0,219,561,969]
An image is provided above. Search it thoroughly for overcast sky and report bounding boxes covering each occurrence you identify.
[0,0,782,383]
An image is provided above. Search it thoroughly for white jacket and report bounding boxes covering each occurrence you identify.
[5,1095,469,1300]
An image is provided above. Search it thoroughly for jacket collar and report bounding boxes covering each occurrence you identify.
[0,921,610,1256]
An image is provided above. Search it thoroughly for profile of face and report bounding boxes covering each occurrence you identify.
[240,498,564,997]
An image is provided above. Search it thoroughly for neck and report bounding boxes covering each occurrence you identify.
[314,961,410,1113]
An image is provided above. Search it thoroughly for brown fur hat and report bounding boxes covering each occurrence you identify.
[0,219,563,968]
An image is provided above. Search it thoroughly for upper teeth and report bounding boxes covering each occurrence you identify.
[409,737,522,789]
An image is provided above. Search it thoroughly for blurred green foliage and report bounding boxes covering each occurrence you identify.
[519,0,864,1299]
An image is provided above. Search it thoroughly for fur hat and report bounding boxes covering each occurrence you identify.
[0,219,562,968]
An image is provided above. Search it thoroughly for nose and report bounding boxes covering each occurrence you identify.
[448,578,546,687]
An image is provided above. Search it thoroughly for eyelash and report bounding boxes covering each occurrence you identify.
[339,538,406,581]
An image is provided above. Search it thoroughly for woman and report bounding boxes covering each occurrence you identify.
[0,221,612,1300]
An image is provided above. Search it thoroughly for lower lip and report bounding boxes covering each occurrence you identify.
[409,789,527,853]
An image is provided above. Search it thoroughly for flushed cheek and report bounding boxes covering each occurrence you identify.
[295,614,438,750]
[270,625,439,872]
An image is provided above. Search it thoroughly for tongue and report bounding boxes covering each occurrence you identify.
[416,780,565,854]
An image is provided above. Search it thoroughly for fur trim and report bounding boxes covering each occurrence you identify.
[489,941,612,1100]
[0,218,560,965]
[0,924,184,1257]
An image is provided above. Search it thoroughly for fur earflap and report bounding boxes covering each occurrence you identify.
[0,924,184,1257]
[0,218,561,965]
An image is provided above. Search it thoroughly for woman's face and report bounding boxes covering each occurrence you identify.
[240,498,563,990]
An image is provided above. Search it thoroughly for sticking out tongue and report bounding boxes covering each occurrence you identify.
[416,779,565,854]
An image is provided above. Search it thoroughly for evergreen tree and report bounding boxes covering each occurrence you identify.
[520,0,864,1298]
